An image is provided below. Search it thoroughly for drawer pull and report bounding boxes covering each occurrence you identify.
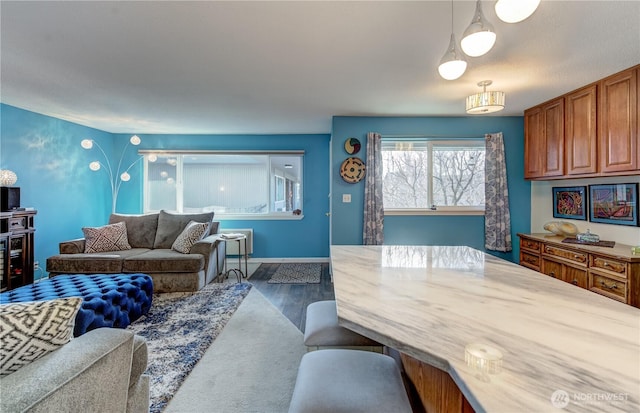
[604,262,609,267]
[600,280,617,290]
[525,257,536,264]
[574,254,580,259]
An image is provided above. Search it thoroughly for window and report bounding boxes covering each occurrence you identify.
[142,151,303,218]
[381,139,485,213]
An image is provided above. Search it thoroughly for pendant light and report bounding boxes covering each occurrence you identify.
[466,80,505,114]
[495,0,540,23]
[461,0,496,57]
[438,0,467,80]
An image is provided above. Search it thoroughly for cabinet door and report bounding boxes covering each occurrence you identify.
[565,84,597,175]
[524,106,544,178]
[542,259,563,281]
[599,67,638,172]
[542,98,565,177]
[565,265,588,289]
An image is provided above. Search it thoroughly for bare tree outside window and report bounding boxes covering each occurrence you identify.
[382,140,485,210]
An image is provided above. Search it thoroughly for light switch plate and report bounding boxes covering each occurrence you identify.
[342,194,351,203]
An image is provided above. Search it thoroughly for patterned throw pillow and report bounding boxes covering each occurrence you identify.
[172,220,210,254]
[0,297,82,376]
[82,221,132,253]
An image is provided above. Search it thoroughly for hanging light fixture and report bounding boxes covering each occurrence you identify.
[461,0,496,57]
[495,0,540,23]
[466,80,505,114]
[438,0,467,80]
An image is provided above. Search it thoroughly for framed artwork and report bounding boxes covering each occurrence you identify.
[589,183,638,226]
[552,186,587,220]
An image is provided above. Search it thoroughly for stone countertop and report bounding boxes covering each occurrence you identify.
[518,233,640,262]
[330,245,640,413]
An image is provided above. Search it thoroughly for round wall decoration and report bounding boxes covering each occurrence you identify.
[340,157,366,183]
[344,137,361,155]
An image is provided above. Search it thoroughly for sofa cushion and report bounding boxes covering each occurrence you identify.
[123,249,205,273]
[172,221,210,253]
[109,213,159,249]
[46,249,150,274]
[153,210,214,249]
[0,297,82,376]
[83,221,132,253]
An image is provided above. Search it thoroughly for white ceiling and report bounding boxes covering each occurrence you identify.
[1,1,639,135]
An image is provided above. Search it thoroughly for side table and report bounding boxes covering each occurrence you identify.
[219,234,248,282]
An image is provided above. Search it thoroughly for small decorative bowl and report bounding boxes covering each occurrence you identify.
[576,229,600,243]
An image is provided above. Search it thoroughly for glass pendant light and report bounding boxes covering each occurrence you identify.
[438,0,467,81]
[495,0,540,23]
[461,0,496,57]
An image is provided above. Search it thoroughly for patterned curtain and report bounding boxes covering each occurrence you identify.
[363,132,384,245]
[484,132,512,252]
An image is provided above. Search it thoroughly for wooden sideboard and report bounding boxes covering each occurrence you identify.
[518,233,640,308]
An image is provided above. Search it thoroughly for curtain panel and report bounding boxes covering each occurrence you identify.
[363,132,384,245]
[484,132,512,252]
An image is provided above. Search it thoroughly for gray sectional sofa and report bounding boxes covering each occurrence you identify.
[46,210,226,293]
[0,328,149,413]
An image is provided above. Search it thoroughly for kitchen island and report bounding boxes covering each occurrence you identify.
[330,245,640,413]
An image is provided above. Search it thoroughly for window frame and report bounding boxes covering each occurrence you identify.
[140,150,305,220]
[381,138,486,216]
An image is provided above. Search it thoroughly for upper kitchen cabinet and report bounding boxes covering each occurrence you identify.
[565,84,598,175]
[524,64,639,180]
[598,66,638,173]
[524,97,564,179]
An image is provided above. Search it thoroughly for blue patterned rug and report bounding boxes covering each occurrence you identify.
[128,282,252,413]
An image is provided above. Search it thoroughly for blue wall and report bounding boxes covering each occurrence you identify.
[0,104,330,272]
[1,104,115,279]
[330,116,530,262]
[114,133,331,259]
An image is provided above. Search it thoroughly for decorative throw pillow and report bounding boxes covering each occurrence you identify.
[172,220,210,254]
[82,221,132,253]
[0,297,82,376]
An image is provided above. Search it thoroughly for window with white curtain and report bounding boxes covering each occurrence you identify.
[142,151,303,218]
[381,139,485,214]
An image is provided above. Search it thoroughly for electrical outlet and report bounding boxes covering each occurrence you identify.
[34,261,39,270]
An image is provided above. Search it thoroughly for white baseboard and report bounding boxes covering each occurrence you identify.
[249,257,330,264]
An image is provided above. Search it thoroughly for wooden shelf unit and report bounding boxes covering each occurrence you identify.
[0,210,36,292]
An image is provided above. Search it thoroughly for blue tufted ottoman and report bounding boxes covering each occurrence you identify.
[0,273,153,337]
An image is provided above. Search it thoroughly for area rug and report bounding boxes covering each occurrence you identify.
[164,288,306,413]
[267,262,322,284]
[127,282,252,413]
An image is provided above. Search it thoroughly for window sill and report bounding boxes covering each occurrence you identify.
[384,208,484,216]
[216,213,304,221]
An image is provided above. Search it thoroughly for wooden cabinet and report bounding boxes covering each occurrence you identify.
[524,98,564,178]
[524,64,639,179]
[565,84,598,175]
[598,67,638,173]
[518,233,640,308]
[0,210,36,292]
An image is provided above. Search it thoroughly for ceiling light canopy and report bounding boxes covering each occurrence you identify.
[438,0,467,81]
[495,0,540,23]
[461,0,496,57]
[466,80,505,114]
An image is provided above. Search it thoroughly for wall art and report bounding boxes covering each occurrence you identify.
[589,183,638,226]
[552,186,587,220]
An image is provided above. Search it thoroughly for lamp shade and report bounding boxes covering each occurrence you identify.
[438,33,467,80]
[0,170,18,186]
[461,0,496,57]
[495,0,540,23]
[466,80,505,114]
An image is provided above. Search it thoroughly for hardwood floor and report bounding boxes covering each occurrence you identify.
[248,262,334,333]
